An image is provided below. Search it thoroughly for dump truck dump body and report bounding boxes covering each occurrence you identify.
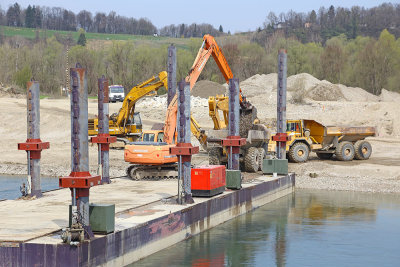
[303,119,376,147]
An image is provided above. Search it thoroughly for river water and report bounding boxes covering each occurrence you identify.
[131,189,400,267]
[0,175,59,200]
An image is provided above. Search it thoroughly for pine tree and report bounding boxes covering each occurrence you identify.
[25,5,34,28]
[219,25,223,33]
[77,32,87,46]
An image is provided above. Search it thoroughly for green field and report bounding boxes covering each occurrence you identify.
[0,26,192,49]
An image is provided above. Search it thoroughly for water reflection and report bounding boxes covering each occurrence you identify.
[130,189,400,267]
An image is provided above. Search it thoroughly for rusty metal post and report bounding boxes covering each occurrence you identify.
[18,81,49,198]
[59,64,100,239]
[167,45,177,106]
[222,79,245,171]
[91,76,116,184]
[228,79,240,170]
[170,81,199,204]
[276,50,288,159]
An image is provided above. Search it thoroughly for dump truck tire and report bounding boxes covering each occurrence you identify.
[258,148,265,171]
[354,140,372,160]
[335,141,355,161]
[316,152,333,160]
[245,147,259,172]
[208,147,222,165]
[288,142,309,163]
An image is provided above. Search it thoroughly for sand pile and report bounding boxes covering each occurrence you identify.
[239,72,400,103]
[0,85,24,98]
[305,81,346,101]
[379,89,400,102]
[192,80,226,98]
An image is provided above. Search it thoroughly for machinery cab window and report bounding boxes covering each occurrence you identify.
[142,133,155,142]
[287,122,301,132]
[133,112,142,125]
[157,133,164,143]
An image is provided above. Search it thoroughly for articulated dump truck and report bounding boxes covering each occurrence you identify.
[268,119,376,163]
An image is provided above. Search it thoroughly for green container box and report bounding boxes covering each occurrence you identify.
[89,203,115,234]
[226,170,242,189]
[262,159,288,175]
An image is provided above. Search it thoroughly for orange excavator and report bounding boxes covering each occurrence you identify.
[124,34,255,179]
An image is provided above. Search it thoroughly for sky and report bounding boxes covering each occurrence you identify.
[1,0,397,33]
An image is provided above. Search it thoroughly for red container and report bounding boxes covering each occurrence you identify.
[191,165,226,197]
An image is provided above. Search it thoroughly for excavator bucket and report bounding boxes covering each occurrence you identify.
[239,106,257,138]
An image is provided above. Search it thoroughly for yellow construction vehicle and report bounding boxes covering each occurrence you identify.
[88,71,168,143]
[268,119,376,163]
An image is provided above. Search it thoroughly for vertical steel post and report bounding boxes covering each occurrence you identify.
[60,64,100,235]
[18,81,50,198]
[167,45,177,106]
[27,82,40,196]
[178,81,192,203]
[71,65,90,226]
[26,82,40,197]
[98,76,110,184]
[228,78,240,170]
[277,50,287,159]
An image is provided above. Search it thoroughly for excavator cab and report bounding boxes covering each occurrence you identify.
[139,130,165,143]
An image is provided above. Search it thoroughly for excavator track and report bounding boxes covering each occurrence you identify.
[126,164,178,180]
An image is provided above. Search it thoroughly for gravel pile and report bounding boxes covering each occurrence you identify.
[192,80,226,98]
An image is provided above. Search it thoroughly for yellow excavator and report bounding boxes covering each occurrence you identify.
[88,71,168,144]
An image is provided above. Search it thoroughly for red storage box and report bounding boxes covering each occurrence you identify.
[191,165,226,197]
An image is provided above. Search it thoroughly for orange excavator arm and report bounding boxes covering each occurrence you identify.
[163,34,249,144]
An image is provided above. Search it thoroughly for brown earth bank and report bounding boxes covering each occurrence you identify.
[1,73,400,193]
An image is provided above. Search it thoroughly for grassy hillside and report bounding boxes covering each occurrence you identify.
[1,25,192,49]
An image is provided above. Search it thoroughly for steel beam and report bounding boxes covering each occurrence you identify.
[97,76,111,184]
[167,45,177,106]
[228,78,240,170]
[276,50,288,159]
[60,64,100,236]
[17,81,50,198]
[176,81,196,204]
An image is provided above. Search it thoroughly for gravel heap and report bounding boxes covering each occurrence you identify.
[192,80,226,98]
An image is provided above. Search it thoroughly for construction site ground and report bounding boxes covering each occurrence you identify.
[1,72,400,193]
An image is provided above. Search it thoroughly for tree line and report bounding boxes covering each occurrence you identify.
[0,2,222,37]
[258,3,400,43]
[1,28,399,97]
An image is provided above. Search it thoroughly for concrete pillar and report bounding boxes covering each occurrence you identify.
[167,45,177,106]
[27,82,41,197]
[97,76,111,184]
[228,78,240,170]
[277,50,287,159]
[177,81,192,203]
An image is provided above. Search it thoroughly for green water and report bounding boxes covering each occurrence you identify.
[131,189,400,267]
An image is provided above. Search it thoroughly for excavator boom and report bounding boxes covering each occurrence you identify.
[164,34,250,144]
[116,71,168,128]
